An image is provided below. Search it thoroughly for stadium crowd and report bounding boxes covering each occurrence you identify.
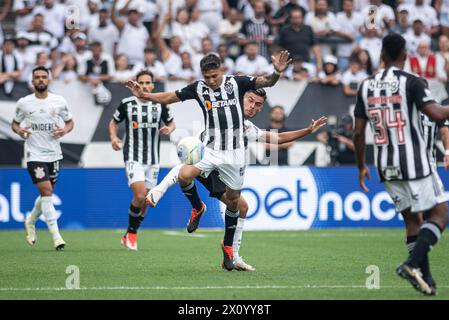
[0,0,448,97]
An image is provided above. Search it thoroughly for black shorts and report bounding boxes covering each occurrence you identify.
[196,170,226,200]
[27,161,60,185]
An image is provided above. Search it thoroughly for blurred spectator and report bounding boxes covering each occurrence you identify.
[141,0,159,37]
[112,0,150,66]
[316,114,355,166]
[334,0,364,72]
[78,42,114,87]
[72,33,92,67]
[398,0,438,36]
[361,0,395,32]
[186,7,211,54]
[265,106,293,166]
[405,39,448,102]
[193,38,214,76]
[219,7,243,59]
[82,0,101,32]
[352,48,373,76]
[52,53,79,83]
[235,41,272,76]
[197,0,228,47]
[13,0,38,33]
[305,0,337,57]
[358,27,382,69]
[318,55,341,86]
[27,51,52,86]
[217,44,235,75]
[113,54,141,82]
[116,0,147,15]
[436,35,449,79]
[403,17,431,55]
[142,48,167,82]
[341,57,367,96]
[156,0,186,40]
[33,0,67,39]
[171,8,193,53]
[436,0,449,37]
[277,8,322,71]
[284,56,317,81]
[14,32,35,82]
[169,51,196,83]
[0,37,23,95]
[391,7,411,35]
[27,14,59,63]
[272,0,307,29]
[0,0,10,43]
[58,28,79,55]
[88,8,120,57]
[238,0,274,59]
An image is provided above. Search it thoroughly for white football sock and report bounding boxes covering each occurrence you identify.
[233,218,245,261]
[28,196,43,224]
[41,196,62,240]
[157,164,182,193]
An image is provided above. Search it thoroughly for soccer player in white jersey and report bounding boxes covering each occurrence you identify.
[127,52,292,270]
[145,89,327,271]
[109,70,176,251]
[12,66,74,250]
[354,34,449,295]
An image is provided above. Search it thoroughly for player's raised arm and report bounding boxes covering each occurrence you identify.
[126,80,181,104]
[261,116,327,144]
[255,50,292,89]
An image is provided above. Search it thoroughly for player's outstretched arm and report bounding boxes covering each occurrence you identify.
[255,50,292,89]
[126,80,180,105]
[262,116,327,144]
[421,103,449,122]
[353,117,370,192]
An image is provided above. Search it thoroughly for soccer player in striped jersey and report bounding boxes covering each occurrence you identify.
[354,34,449,295]
[145,89,327,271]
[127,52,292,270]
[109,70,176,251]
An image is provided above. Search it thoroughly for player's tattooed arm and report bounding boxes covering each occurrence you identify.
[255,50,292,89]
[11,120,31,139]
[353,117,370,192]
[262,116,327,144]
[126,80,181,104]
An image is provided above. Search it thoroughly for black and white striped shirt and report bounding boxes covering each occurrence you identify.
[422,114,449,165]
[354,67,435,182]
[176,75,256,151]
[113,96,174,165]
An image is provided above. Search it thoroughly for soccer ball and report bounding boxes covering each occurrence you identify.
[177,136,205,165]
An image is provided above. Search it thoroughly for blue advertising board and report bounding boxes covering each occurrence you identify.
[0,167,448,230]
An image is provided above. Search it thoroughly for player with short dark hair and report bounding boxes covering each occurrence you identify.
[127,51,292,270]
[145,88,327,271]
[109,70,176,251]
[12,66,74,250]
[353,33,449,295]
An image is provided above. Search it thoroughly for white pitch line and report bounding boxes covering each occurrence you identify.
[1,285,449,292]
[162,231,208,238]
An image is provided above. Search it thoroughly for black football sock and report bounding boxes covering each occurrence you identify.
[224,209,239,247]
[181,182,203,211]
[407,222,442,269]
[407,235,431,279]
[127,204,142,234]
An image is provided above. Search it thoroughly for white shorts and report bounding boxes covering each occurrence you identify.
[194,147,246,190]
[383,171,448,213]
[125,161,160,189]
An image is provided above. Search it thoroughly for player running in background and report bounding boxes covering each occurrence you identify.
[109,70,175,251]
[145,89,327,270]
[12,66,74,250]
[127,52,292,270]
[353,33,449,295]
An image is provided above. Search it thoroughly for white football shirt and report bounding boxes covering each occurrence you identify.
[14,93,72,163]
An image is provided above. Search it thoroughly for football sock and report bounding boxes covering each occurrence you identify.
[407,222,441,269]
[224,209,239,247]
[407,235,431,279]
[181,182,203,211]
[127,204,142,234]
[157,164,182,193]
[28,196,43,224]
[41,196,62,240]
[232,218,245,260]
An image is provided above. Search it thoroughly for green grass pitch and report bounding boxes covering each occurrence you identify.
[0,229,448,300]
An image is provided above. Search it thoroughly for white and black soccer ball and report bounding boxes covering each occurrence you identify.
[177,136,205,165]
